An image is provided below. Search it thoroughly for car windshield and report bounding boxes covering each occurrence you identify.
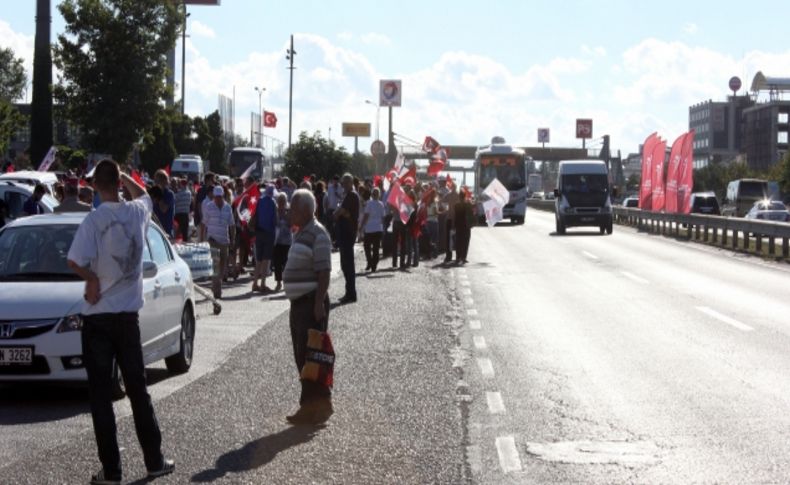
[561,174,608,193]
[0,224,81,280]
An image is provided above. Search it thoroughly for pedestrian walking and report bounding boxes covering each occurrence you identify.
[194,172,215,233]
[173,179,192,242]
[440,182,459,262]
[360,187,385,272]
[454,189,475,264]
[272,192,292,293]
[333,173,360,304]
[251,185,277,293]
[324,175,342,247]
[282,189,334,425]
[425,187,439,258]
[153,170,175,238]
[66,160,174,485]
[201,186,235,299]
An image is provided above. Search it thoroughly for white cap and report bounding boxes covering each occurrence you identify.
[213,186,224,197]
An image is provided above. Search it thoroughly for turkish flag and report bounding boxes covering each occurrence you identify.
[422,136,441,153]
[446,173,455,191]
[131,169,145,187]
[387,182,414,224]
[399,164,417,187]
[165,164,171,176]
[263,111,277,128]
[373,174,382,187]
[427,148,448,177]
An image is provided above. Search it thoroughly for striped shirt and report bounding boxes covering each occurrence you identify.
[202,200,234,245]
[174,189,192,215]
[283,219,331,300]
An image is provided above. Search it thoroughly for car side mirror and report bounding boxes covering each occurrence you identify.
[553,189,560,197]
[143,261,158,279]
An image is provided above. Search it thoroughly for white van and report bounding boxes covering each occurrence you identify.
[0,171,59,195]
[553,160,614,235]
[170,156,205,182]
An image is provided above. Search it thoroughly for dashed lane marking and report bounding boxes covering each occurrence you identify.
[696,306,754,332]
[461,288,472,296]
[620,271,649,284]
[473,335,487,349]
[486,391,506,414]
[469,320,482,330]
[582,251,599,260]
[465,298,475,306]
[477,358,495,378]
[496,436,523,473]
[467,309,478,316]
[466,445,483,475]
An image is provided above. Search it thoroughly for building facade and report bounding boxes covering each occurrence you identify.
[688,95,754,169]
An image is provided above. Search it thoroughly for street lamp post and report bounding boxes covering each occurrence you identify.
[365,99,382,173]
[181,4,189,115]
[255,86,266,149]
[286,35,296,150]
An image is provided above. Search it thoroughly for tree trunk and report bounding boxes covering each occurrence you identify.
[30,0,53,166]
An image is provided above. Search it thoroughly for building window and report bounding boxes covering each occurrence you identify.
[779,131,789,145]
[779,113,789,124]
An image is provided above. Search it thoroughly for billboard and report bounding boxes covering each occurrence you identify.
[379,80,402,107]
[342,123,371,137]
[576,119,593,139]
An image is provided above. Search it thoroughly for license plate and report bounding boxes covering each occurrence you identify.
[0,347,33,365]
[581,217,594,222]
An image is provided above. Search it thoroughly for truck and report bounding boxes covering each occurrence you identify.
[528,173,543,196]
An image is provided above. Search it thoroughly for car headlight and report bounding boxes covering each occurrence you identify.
[57,314,83,333]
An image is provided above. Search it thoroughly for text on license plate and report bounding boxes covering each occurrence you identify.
[581,217,594,222]
[0,347,33,365]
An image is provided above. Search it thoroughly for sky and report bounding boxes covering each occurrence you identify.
[3,0,790,160]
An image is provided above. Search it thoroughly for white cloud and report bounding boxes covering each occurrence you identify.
[337,31,353,42]
[360,33,392,46]
[684,22,698,35]
[582,45,607,57]
[0,20,34,99]
[190,20,216,39]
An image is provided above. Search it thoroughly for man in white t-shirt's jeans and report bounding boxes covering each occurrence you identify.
[67,160,174,485]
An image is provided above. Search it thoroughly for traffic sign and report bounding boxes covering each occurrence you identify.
[342,123,371,137]
[537,128,550,144]
[729,76,742,93]
[370,140,386,155]
[576,119,593,139]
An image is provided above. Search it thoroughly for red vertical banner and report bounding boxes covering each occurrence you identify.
[639,133,658,210]
[664,132,687,214]
[650,138,668,211]
[678,129,696,213]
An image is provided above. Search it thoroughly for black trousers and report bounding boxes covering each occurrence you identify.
[81,313,164,477]
[289,291,331,404]
[456,227,471,261]
[363,231,382,270]
[272,243,290,282]
[174,213,189,241]
[337,229,356,298]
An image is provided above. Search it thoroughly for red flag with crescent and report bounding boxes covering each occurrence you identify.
[263,111,277,128]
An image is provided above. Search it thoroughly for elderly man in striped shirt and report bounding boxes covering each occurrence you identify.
[282,188,334,425]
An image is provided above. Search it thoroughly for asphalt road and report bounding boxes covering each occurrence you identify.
[2,210,790,484]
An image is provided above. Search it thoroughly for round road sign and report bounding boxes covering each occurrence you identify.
[729,76,742,93]
[370,140,386,156]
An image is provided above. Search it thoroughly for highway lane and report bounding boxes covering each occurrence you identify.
[460,208,790,483]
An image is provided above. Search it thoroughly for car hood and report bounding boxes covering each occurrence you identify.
[0,281,83,320]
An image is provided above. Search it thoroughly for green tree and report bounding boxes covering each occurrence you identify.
[0,102,26,157]
[349,152,375,178]
[284,131,351,181]
[139,108,177,175]
[53,0,181,163]
[0,47,27,102]
[205,111,226,174]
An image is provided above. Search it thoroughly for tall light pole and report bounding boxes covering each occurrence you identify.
[180,5,190,115]
[286,35,296,150]
[254,86,265,149]
[365,99,381,141]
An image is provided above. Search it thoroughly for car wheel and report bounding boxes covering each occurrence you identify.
[165,305,195,374]
[606,224,613,235]
[599,225,606,234]
[556,217,566,235]
[110,361,126,401]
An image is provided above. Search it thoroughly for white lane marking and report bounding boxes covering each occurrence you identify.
[496,436,523,473]
[486,391,506,414]
[696,306,754,332]
[473,335,487,349]
[465,298,475,306]
[620,271,649,284]
[477,358,495,378]
[460,280,471,287]
[467,445,483,474]
[461,288,472,296]
[582,251,599,260]
[458,272,468,279]
[469,320,482,330]
[467,308,478,316]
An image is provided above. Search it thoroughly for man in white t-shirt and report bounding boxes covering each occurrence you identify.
[67,160,174,485]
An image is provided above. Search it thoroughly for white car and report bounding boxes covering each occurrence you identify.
[0,170,60,196]
[0,181,59,221]
[744,200,790,222]
[0,213,196,398]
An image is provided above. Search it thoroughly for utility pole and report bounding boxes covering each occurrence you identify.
[255,86,265,148]
[181,2,189,115]
[30,0,53,165]
[286,35,296,150]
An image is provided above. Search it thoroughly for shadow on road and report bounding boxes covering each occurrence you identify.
[190,425,323,482]
[549,231,605,237]
[0,383,90,424]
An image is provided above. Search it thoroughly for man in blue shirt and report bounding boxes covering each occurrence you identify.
[22,184,46,215]
[152,170,175,237]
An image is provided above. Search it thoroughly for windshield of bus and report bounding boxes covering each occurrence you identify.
[561,174,609,194]
[229,151,262,177]
[739,181,767,198]
[478,156,525,191]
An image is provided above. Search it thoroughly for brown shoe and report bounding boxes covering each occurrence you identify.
[286,399,333,425]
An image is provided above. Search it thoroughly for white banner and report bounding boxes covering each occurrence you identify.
[482,178,510,227]
[37,146,57,172]
[483,199,504,227]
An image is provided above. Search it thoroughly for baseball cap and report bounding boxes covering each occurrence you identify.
[213,186,224,197]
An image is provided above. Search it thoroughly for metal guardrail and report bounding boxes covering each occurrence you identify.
[526,200,790,259]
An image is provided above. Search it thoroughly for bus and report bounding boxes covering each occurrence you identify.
[227,147,272,180]
[474,137,529,224]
